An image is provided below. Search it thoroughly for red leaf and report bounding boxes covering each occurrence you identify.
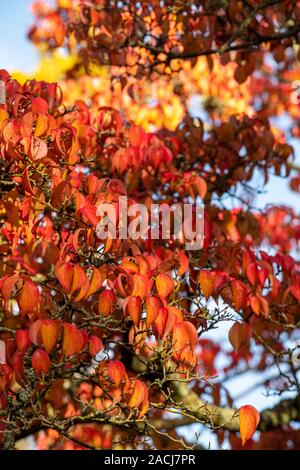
[32,97,49,114]
[290,284,300,303]
[214,271,228,290]
[246,262,258,286]
[12,352,25,386]
[89,336,103,356]
[0,364,13,393]
[32,349,50,376]
[29,320,43,346]
[228,322,251,352]
[20,197,32,220]
[81,203,99,226]
[80,329,89,349]
[16,330,31,351]
[231,279,248,311]
[258,267,268,287]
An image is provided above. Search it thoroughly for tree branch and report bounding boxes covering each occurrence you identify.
[170,379,300,433]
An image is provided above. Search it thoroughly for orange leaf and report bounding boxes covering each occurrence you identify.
[198,270,215,300]
[62,323,84,357]
[55,263,74,291]
[132,274,152,298]
[64,402,77,418]
[121,257,139,274]
[54,22,66,47]
[86,267,105,298]
[172,321,198,364]
[167,305,183,321]
[107,360,126,387]
[1,274,19,301]
[138,396,149,418]
[250,295,261,316]
[98,290,116,316]
[34,113,48,137]
[258,295,269,318]
[129,125,145,147]
[73,278,91,302]
[114,273,133,297]
[153,307,176,339]
[239,405,260,445]
[145,296,160,329]
[18,280,40,314]
[128,379,147,408]
[21,168,34,195]
[193,175,207,200]
[30,138,48,160]
[70,264,87,296]
[126,296,142,326]
[128,323,147,351]
[40,320,59,354]
[87,174,101,194]
[177,251,189,276]
[155,272,174,298]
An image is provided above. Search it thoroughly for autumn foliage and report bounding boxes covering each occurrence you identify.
[0,0,300,451]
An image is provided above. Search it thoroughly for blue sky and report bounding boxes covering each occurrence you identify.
[0,0,40,72]
[1,0,300,448]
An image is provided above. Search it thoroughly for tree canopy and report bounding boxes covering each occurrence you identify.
[1,0,300,450]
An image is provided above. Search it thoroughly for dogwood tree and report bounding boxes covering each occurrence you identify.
[1,0,300,450]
